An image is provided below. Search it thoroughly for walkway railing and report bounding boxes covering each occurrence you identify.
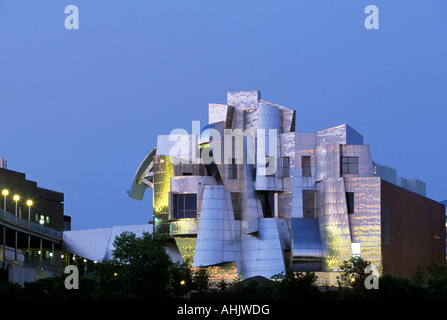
[0,209,62,239]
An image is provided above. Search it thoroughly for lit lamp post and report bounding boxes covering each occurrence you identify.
[26,199,33,263]
[13,194,20,217]
[26,200,33,227]
[2,189,8,212]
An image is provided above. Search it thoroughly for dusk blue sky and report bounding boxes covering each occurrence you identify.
[0,1,446,230]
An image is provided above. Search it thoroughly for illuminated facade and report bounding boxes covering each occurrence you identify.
[129,90,445,280]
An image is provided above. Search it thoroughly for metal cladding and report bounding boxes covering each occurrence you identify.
[128,90,431,279]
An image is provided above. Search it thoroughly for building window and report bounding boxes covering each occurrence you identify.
[34,213,51,225]
[302,156,311,177]
[260,192,275,218]
[228,158,237,179]
[283,156,290,177]
[266,156,276,177]
[173,194,197,219]
[341,156,359,175]
[231,192,241,220]
[303,190,317,218]
[346,192,355,214]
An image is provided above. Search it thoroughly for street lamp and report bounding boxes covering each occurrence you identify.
[2,189,8,211]
[13,194,19,217]
[26,200,33,227]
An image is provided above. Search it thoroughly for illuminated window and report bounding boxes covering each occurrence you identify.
[173,194,197,219]
[34,213,51,225]
[341,157,359,175]
[302,156,311,177]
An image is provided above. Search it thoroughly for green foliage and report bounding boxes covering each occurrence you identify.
[100,231,173,299]
[191,266,210,296]
[377,273,426,300]
[2,236,447,301]
[272,269,322,300]
[339,256,371,289]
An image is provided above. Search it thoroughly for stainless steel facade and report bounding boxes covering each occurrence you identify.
[129,90,430,279]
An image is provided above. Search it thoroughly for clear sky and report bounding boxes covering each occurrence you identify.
[0,1,446,230]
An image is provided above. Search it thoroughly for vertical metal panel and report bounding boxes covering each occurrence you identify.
[344,177,382,268]
[317,178,352,271]
[238,218,289,279]
[152,155,174,234]
[193,185,237,267]
[315,143,341,182]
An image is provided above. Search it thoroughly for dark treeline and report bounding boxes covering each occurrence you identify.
[1,232,446,300]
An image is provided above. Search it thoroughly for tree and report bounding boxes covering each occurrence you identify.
[339,256,371,289]
[272,269,322,300]
[191,266,210,297]
[97,231,174,299]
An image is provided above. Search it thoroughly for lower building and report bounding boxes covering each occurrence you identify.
[129,90,445,282]
[0,160,67,285]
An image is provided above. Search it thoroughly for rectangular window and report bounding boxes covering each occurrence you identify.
[228,158,237,179]
[173,194,197,219]
[303,190,317,218]
[346,192,355,214]
[341,157,359,175]
[283,156,290,177]
[302,156,311,177]
[266,156,276,177]
[45,215,51,224]
[260,192,275,218]
[231,192,241,220]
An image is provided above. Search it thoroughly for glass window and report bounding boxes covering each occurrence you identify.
[266,157,275,177]
[228,158,237,179]
[231,192,241,220]
[302,156,311,177]
[283,156,290,177]
[346,192,355,214]
[45,215,51,224]
[341,157,359,175]
[303,190,317,218]
[260,192,275,218]
[173,194,197,219]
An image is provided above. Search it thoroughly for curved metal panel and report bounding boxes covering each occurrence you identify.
[291,218,323,271]
[193,185,237,267]
[128,147,156,200]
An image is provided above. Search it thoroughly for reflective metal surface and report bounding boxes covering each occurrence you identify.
[128,90,431,280]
